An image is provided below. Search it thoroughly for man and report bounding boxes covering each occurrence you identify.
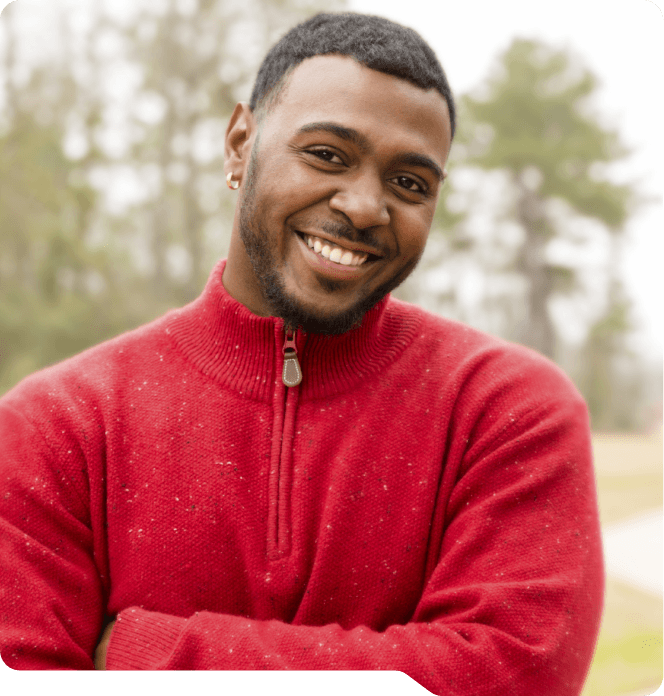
[0,12,603,693]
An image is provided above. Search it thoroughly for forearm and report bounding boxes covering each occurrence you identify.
[105,580,599,696]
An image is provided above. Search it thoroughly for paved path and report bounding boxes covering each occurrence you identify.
[603,508,663,596]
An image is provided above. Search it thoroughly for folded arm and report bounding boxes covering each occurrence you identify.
[100,389,603,694]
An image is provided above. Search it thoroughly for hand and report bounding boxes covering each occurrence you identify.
[94,619,116,670]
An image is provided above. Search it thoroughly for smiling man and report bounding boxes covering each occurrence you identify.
[223,51,451,336]
[0,13,603,695]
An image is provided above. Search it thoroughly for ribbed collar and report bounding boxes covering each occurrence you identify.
[165,259,424,401]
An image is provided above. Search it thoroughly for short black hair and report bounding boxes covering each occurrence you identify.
[249,12,455,138]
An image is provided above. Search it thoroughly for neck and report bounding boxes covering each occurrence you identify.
[164,259,421,401]
[222,230,272,317]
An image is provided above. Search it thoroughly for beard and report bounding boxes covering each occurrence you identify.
[237,148,421,335]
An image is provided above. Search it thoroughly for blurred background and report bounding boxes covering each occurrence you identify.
[0,0,661,693]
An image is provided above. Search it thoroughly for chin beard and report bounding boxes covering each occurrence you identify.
[238,211,416,335]
[237,219,392,335]
[261,271,388,335]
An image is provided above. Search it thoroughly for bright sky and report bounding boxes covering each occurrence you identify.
[350,0,663,361]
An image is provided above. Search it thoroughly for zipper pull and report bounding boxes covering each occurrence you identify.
[282,329,302,387]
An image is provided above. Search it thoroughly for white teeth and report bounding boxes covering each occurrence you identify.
[340,251,354,266]
[329,247,342,263]
[304,234,369,267]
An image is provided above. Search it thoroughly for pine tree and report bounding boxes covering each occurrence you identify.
[455,38,635,360]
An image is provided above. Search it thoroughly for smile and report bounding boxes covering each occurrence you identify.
[303,234,369,267]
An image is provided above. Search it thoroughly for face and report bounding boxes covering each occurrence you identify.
[224,55,452,334]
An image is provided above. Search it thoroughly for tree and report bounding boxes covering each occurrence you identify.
[70,0,345,311]
[454,39,635,361]
[0,3,120,393]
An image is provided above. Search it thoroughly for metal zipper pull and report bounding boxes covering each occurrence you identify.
[282,328,302,387]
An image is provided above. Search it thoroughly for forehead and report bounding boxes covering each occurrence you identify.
[260,55,452,162]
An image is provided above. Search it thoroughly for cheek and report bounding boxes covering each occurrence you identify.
[393,209,433,258]
[260,158,326,210]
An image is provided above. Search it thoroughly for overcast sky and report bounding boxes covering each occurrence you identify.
[349,0,663,361]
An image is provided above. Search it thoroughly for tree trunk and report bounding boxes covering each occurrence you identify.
[515,183,556,359]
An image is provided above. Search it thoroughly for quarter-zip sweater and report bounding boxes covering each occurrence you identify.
[0,260,603,694]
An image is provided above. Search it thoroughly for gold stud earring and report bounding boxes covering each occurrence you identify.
[226,172,239,190]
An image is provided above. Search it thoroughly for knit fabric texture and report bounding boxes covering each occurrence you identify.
[0,259,604,693]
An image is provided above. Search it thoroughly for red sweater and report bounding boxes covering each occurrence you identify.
[0,260,603,693]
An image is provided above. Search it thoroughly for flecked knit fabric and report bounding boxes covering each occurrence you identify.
[0,259,603,693]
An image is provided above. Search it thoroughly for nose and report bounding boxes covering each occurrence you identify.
[328,170,390,230]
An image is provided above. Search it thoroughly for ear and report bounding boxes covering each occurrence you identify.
[224,102,257,185]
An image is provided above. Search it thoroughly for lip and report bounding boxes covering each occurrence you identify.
[295,232,375,279]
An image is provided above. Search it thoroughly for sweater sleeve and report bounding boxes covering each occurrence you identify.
[0,401,104,670]
[105,364,604,695]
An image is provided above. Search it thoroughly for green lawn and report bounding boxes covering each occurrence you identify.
[581,430,663,696]
[582,577,662,696]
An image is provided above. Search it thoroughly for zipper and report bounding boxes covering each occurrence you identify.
[282,328,302,387]
[268,326,303,560]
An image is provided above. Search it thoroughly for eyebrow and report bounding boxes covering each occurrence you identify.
[296,121,445,182]
[298,122,371,151]
[397,153,445,183]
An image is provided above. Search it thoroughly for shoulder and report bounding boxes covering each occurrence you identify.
[385,296,586,413]
[0,309,178,423]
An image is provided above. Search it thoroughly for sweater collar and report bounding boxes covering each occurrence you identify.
[165,259,423,401]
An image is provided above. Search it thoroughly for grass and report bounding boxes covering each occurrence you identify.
[580,428,663,696]
[596,473,662,527]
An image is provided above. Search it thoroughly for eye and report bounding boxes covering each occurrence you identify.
[307,148,344,165]
[392,175,427,195]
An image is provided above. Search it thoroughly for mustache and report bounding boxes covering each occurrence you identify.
[319,220,387,256]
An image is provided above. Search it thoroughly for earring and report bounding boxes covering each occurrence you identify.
[226,172,239,190]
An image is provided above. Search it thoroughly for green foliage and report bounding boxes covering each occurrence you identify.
[0,109,125,393]
[579,287,648,431]
[461,39,633,227]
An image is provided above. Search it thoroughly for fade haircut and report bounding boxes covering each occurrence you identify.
[249,12,456,138]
